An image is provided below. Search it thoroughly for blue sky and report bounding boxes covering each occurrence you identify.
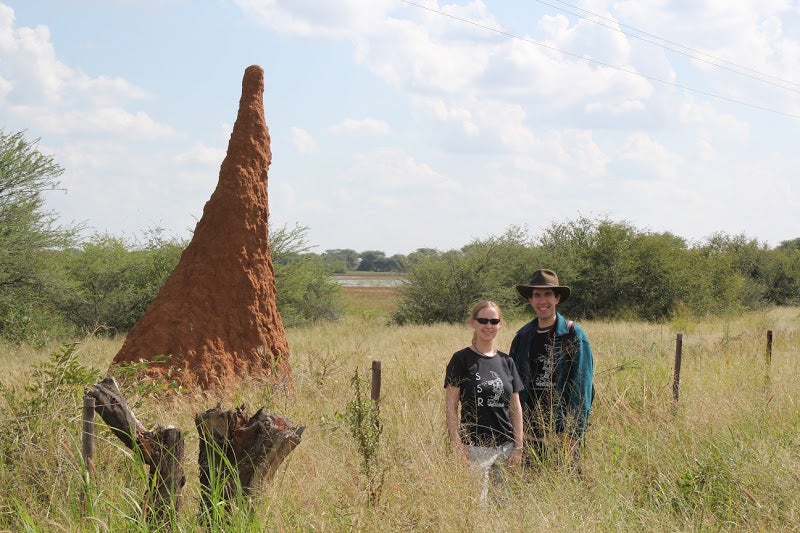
[2,1,799,255]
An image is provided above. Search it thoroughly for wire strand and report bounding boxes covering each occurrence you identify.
[539,0,800,91]
[398,0,800,120]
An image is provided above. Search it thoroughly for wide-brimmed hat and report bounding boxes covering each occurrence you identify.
[515,269,571,301]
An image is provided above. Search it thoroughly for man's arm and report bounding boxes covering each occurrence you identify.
[567,325,594,439]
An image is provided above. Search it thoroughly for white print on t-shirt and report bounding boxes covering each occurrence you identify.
[534,352,556,390]
[475,371,504,407]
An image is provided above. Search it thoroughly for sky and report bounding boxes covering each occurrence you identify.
[1,1,799,256]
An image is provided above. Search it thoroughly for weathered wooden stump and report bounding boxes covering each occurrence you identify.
[195,404,304,515]
[85,377,186,523]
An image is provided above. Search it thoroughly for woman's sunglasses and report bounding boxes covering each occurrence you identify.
[475,317,501,325]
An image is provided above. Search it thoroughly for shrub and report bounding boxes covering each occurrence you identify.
[271,223,343,325]
[393,227,539,324]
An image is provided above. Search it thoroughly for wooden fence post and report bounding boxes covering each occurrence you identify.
[766,330,773,367]
[85,377,186,525]
[371,360,382,431]
[672,333,683,403]
[370,360,382,408]
[82,396,95,473]
[81,395,95,517]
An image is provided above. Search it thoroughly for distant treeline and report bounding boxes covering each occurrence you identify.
[387,220,800,324]
[2,129,799,344]
[315,218,800,325]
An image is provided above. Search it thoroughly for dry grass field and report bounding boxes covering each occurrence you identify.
[0,279,798,531]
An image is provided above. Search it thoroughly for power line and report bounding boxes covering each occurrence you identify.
[398,0,800,120]
[537,0,800,93]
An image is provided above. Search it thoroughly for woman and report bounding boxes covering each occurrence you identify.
[444,301,524,501]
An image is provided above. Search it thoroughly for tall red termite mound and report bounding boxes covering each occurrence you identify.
[111,65,290,392]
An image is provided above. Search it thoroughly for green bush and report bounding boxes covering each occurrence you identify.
[56,230,184,335]
[393,217,798,324]
[51,224,342,334]
[271,223,343,326]
[392,250,482,324]
[393,226,540,324]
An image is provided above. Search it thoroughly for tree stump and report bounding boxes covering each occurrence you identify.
[85,377,186,523]
[195,404,304,516]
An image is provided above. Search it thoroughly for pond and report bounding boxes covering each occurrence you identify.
[332,274,405,287]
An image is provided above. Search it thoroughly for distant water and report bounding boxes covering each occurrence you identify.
[332,275,404,287]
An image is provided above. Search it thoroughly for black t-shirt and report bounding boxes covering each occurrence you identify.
[529,327,556,395]
[527,327,558,430]
[444,347,523,446]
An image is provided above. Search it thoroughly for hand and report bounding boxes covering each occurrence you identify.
[451,441,469,461]
[507,447,523,467]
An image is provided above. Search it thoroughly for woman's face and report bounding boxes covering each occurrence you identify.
[470,305,501,343]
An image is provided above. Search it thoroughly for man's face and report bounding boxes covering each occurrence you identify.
[528,288,560,323]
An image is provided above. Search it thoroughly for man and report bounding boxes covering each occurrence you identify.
[508,269,594,469]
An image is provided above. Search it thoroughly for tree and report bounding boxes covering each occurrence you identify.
[624,232,688,320]
[270,224,343,325]
[358,250,389,272]
[699,232,771,308]
[390,217,790,325]
[537,217,633,319]
[321,248,360,272]
[765,250,800,305]
[777,237,800,252]
[406,248,442,264]
[0,130,78,343]
[392,250,481,324]
[387,254,408,272]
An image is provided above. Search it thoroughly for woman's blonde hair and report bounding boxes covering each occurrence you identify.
[469,300,502,343]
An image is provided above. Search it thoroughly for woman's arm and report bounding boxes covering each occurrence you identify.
[445,385,468,460]
[507,391,524,466]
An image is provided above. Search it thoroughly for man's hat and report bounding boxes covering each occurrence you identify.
[515,269,571,301]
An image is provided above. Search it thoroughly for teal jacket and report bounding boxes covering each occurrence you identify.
[509,313,594,439]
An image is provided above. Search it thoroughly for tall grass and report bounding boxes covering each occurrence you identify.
[0,303,798,531]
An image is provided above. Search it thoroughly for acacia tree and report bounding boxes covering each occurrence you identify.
[321,248,360,272]
[0,130,78,342]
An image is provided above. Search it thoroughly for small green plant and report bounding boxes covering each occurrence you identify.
[344,369,386,507]
[0,342,100,415]
[111,354,185,407]
[0,343,100,530]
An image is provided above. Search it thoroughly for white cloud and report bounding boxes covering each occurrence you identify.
[678,99,749,143]
[329,117,390,136]
[235,0,396,38]
[173,142,226,167]
[0,4,169,138]
[344,147,460,193]
[617,132,681,166]
[290,126,317,154]
[613,0,800,110]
